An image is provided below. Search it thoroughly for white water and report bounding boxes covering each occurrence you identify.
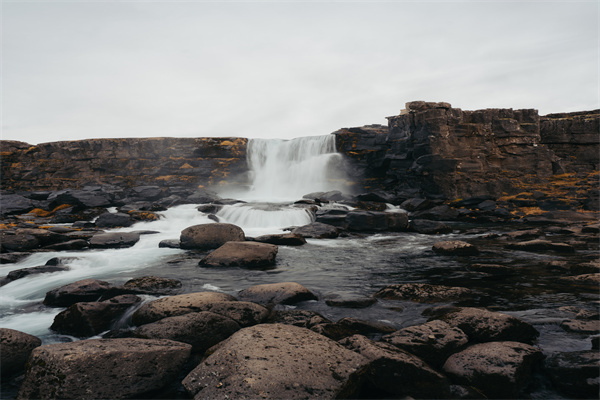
[216,203,314,236]
[240,135,349,202]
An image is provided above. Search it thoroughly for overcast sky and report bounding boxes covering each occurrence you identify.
[2,0,598,144]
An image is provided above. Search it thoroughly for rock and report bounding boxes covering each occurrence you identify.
[128,185,164,201]
[559,273,600,286]
[182,324,368,399]
[93,212,134,228]
[252,233,306,246]
[14,228,70,246]
[410,219,453,234]
[18,338,191,400]
[51,295,142,337]
[180,223,245,250]
[445,341,544,399]
[0,328,42,377]
[432,240,479,255]
[190,301,269,327]
[325,296,377,308]
[89,232,141,249]
[505,228,543,240]
[186,189,221,204]
[47,188,114,209]
[469,263,515,275]
[382,320,469,368]
[545,350,600,399]
[412,205,460,221]
[505,239,575,253]
[0,194,34,215]
[434,307,539,344]
[198,241,278,269]
[0,232,39,252]
[339,334,451,398]
[2,264,70,286]
[266,309,332,328]
[303,190,345,202]
[291,222,339,239]
[134,311,240,353]
[131,291,237,326]
[582,223,600,233]
[401,197,433,211]
[158,239,180,248]
[237,282,318,306]
[196,204,222,214]
[0,252,31,264]
[312,318,395,341]
[112,276,182,296]
[373,283,473,303]
[346,210,409,232]
[44,279,112,307]
[560,319,600,334]
[43,239,88,251]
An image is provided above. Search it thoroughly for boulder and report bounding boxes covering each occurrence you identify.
[237,282,318,306]
[47,189,114,209]
[182,324,368,399]
[412,205,460,221]
[339,334,451,398]
[559,319,600,334]
[400,197,433,211]
[346,210,409,232]
[0,232,39,252]
[51,295,142,337]
[325,296,377,309]
[186,189,221,204]
[559,273,600,286]
[373,283,473,303]
[180,223,245,250]
[291,222,339,239]
[432,240,479,255]
[198,241,278,268]
[410,219,453,234]
[158,239,181,248]
[434,307,539,344]
[469,263,515,275]
[442,341,544,399]
[266,309,332,329]
[44,279,112,307]
[18,338,191,400]
[0,328,42,377]
[89,232,141,249]
[382,320,469,368]
[44,239,88,251]
[2,264,70,286]
[252,233,306,246]
[107,276,182,297]
[545,350,599,399]
[134,311,240,353]
[128,185,164,201]
[0,194,34,215]
[131,291,237,326]
[505,239,575,253]
[190,301,269,327]
[14,228,70,246]
[93,212,134,228]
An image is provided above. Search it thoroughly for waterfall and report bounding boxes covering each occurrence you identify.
[242,135,348,202]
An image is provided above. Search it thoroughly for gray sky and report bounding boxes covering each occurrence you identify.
[2,0,598,144]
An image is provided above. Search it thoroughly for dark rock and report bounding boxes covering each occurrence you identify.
[18,338,191,400]
[412,205,460,221]
[303,190,345,202]
[129,185,164,201]
[325,296,377,308]
[14,228,69,247]
[131,291,237,326]
[291,221,339,239]
[336,317,396,336]
[51,295,142,337]
[559,319,600,334]
[469,263,515,275]
[410,219,453,234]
[43,279,112,307]
[382,320,469,368]
[434,307,539,344]
[339,334,451,399]
[356,201,387,211]
[134,311,240,353]
[0,232,39,252]
[252,233,306,246]
[266,309,331,328]
[47,188,113,209]
[545,350,600,399]
[94,212,134,228]
[238,282,318,306]
[196,204,222,214]
[180,223,245,250]
[43,239,88,251]
[0,252,30,264]
[186,189,221,204]
[2,264,70,286]
[182,324,368,399]
[198,241,278,269]
[356,191,395,203]
[0,328,42,377]
[117,276,182,296]
[89,231,141,249]
[401,197,432,211]
[374,283,474,303]
[346,210,409,232]
[432,240,479,255]
[190,301,269,327]
[0,194,34,215]
[443,341,544,399]
[505,228,542,240]
[505,239,575,253]
[582,223,600,233]
[158,239,180,248]
[559,273,600,286]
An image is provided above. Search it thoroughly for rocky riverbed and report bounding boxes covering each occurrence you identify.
[1,185,598,399]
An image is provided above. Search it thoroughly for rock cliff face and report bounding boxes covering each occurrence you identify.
[335,102,599,202]
[1,137,247,191]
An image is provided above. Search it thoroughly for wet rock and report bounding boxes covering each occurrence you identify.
[560,319,600,334]
[505,228,543,240]
[570,260,600,274]
[237,282,318,306]
[128,185,164,201]
[545,350,600,399]
[303,190,345,202]
[189,301,269,327]
[559,273,600,286]
[291,221,339,239]
[196,204,222,214]
[0,232,39,252]
[401,197,433,211]
[412,205,460,221]
[14,228,70,247]
[0,194,34,215]
[18,338,191,400]
[44,279,112,307]
[373,283,474,303]
[47,188,114,209]
[43,239,88,251]
[0,328,42,377]
[2,264,70,286]
[469,263,515,275]
[134,311,240,353]
[313,318,396,341]
[158,239,180,248]
[51,295,142,337]
[434,307,539,344]
[432,240,479,255]
[340,334,451,399]
[0,252,30,264]
[252,233,306,246]
[180,223,245,250]
[382,320,469,368]
[131,291,237,326]
[266,309,332,328]
[410,219,453,234]
[325,296,377,308]
[186,189,221,204]
[443,341,544,399]
[89,231,141,249]
[346,210,409,232]
[94,212,134,228]
[182,324,368,399]
[505,239,575,253]
[111,276,182,296]
[582,223,600,233]
[198,241,278,269]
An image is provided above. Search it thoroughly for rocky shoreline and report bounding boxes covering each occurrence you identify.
[1,184,599,399]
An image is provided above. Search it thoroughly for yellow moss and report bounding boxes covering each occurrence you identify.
[179,163,194,169]
[220,140,235,146]
[0,223,18,229]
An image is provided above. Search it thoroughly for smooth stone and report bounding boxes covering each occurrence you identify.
[43,279,112,307]
[432,240,479,256]
[237,282,318,306]
[545,350,600,399]
[198,241,278,269]
[180,223,245,250]
[0,328,42,377]
[373,283,473,303]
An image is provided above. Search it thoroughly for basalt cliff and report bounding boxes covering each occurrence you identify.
[2,101,598,210]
